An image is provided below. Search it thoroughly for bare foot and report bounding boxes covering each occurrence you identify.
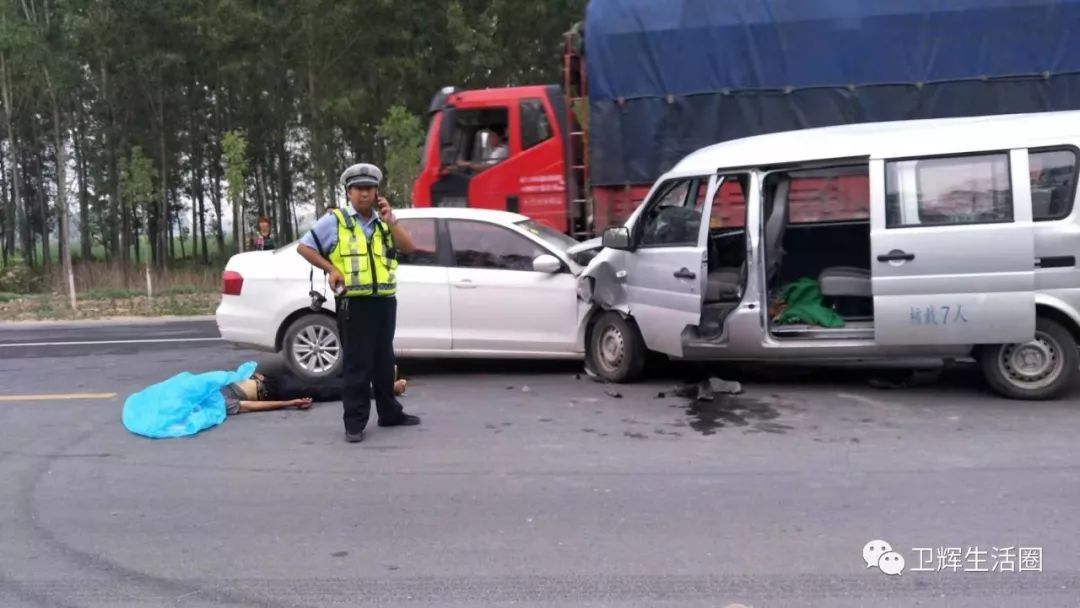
[394,379,408,396]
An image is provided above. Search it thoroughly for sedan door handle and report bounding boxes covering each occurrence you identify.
[453,279,478,289]
[877,250,915,263]
[674,268,696,280]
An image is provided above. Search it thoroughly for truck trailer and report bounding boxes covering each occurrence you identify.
[411,0,1080,238]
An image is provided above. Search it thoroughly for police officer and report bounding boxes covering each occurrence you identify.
[297,163,420,442]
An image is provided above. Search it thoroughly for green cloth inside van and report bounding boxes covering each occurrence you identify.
[775,278,845,328]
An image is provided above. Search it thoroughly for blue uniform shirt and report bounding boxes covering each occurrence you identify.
[300,207,380,255]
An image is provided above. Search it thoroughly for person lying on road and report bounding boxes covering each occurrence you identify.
[222,368,409,415]
[221,372,314,414]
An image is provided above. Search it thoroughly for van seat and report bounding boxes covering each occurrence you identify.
[707,267,742,302]
[819,266,871,297]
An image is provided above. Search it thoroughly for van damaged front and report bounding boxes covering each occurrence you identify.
[577,249,630,313]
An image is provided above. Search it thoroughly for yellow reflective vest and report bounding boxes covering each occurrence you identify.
[327,208,398,297]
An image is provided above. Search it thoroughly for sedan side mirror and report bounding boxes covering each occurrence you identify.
[532,254,563,274]
[602,226,631,250]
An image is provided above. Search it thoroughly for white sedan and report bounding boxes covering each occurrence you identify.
[216,208,599,381]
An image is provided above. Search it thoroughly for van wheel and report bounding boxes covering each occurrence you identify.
[588,312,647,383]
[979,317,1078,400]
[283,314,342,382]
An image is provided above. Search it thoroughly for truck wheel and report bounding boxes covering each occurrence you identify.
[979,317,1078,400]
[588,312,647,383]
[283,314,342,382]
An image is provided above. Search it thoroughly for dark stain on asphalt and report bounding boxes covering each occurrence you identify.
[624,431,648,440]
[685,394,793,436]
[582,428,597,433]
[538,418,553,423]
[485,424,497,430]
[331,551,349,558]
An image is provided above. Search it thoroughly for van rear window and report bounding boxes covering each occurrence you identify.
[1031,148,1077,222]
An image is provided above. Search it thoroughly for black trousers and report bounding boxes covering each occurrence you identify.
[338,296,404,433]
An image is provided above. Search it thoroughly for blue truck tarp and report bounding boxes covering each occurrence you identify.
[584,0,1080,186]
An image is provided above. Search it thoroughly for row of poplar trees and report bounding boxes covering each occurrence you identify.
[0,0,584,294]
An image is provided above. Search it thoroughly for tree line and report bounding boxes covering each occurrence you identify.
[0,0,585,281]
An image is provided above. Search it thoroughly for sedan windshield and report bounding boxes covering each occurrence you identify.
[515,219,579,252]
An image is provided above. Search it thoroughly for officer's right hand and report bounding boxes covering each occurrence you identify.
[328,270,344,292]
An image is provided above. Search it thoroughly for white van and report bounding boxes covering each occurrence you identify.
[579,111,1080,399]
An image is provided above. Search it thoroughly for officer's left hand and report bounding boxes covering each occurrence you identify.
[378,197,394,224]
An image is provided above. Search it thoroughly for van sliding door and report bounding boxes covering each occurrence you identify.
[870,150,1036,345]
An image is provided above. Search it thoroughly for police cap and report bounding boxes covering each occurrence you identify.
[340,163,383,189]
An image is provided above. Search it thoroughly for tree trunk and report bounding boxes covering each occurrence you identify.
[208,99,225,259]
[254,162,266,219]
[158,89,168,268]
[102,64,121,260]
[276,129,293,242]
[189,102,205,264]
[46,71,76,309]
[148,200,158,267]
[34,145,51,273]
[75,101,92,261]
[198,187,208,262]
[168,184,177,259]
[0,53,26,265]
[0,146,8,266]
[18,148,32,265]
[193,133,209,264]
[306,55,327,218]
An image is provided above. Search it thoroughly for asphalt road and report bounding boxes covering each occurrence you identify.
[1,319,1079,607]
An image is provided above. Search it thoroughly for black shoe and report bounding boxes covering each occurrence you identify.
[344,430,365,443]
[378,413,421,427]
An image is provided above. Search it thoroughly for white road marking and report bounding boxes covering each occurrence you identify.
[0,337,222,348]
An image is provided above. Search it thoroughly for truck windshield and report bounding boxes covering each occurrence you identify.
[515,219,578,252]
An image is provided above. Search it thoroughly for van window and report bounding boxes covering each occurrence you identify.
[788,166,870,224]
[1031,148,1077,221]
[885,153,1012,228]
[639,178,707,247]
[709,178,748,229]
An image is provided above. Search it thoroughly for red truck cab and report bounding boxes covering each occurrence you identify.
[412,85,571,234]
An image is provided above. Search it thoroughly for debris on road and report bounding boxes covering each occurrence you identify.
[605,390,623,399]
[674,376,744,402]
[582,362,608,383]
